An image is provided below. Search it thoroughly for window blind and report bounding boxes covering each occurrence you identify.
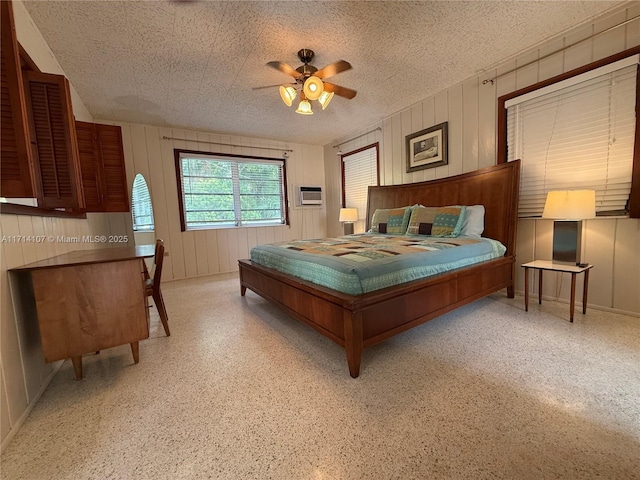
[342,145,378,222]
[507,60,637,217]
[131,174,154,231]
[178,152,286,230]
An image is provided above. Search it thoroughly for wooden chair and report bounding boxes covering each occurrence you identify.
[146,239,170,336]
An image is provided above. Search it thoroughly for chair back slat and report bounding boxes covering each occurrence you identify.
[153,239,164,296]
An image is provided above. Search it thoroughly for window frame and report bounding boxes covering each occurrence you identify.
[340,142,380,208]
[131,173,154,232]
[174,149,290,232]
[498,46,640,218]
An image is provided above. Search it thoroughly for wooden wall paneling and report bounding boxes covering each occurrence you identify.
[237,227,249,260]
[462,77,479,174]
[515,219,536,294]
[29,216,49,261]
[216,229,230,272]
[533,220,557,300]
[563,23,594,71]
[324,144,341,237]
[382,117,393,186]
[515,49,540,90]
[255,227,268,246]
[584,219,616,309]
[0,243,28,428]
[16,216,37,265]
[157,127,181,279]
[433,90,449,179]
[410,104,424,182]
[495,60,517,98]
[391,115,403,185]
[538,37,566,82]
[593,10,628,61]
[180,225,197,276]
[627,5,640,47]
[194,230,209,276]
[613,219,640,313]
[1,366,11,441]
[401,110,412,185]
[177,129,199,278]
[420,97,437,181]
[119,125,136,215]
[205,229,220,274]
[447,84,464,177]
[7,268,49,402]
[144,127,169,246]
[478,69,496,169]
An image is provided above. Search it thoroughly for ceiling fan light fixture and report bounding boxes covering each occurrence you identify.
[318,91,334,110]
[303,76,324,101]
[279,85,297,106]
[295,99,313,115]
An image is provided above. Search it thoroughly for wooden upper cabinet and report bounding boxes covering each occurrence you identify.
[23,71,84,210]
[0,0,35,198]
[76,121,129,212]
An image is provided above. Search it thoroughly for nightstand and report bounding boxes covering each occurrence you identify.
[521,260,594,322]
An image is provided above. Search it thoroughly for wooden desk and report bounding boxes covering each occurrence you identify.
[521,260,593,322]
[9,245,154,379]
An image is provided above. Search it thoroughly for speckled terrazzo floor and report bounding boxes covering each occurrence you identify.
[1,272,639,480]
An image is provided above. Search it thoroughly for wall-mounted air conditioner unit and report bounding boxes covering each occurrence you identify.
[298,186,323,206]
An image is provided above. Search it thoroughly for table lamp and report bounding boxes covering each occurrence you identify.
[542,190,595,265]
[339,208,358,235]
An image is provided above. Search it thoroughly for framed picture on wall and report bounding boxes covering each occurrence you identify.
[406,122,448,173]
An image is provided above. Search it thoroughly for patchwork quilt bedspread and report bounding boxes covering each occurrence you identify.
[249,234,506,295]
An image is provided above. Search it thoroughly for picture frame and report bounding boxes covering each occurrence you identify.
[406,122,448,173]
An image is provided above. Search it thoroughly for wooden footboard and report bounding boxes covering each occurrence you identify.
[239,255,515,378]
[239,161,520,377]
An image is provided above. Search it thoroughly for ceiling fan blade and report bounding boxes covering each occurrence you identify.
[252,83,295,91]
[315,60,352,80]
[267,61,303,79]
[323,82,357,99]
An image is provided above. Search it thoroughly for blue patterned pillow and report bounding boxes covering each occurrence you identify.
[369,207,412,234]
[431,206,466,237]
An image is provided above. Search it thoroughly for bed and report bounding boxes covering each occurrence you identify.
[239,160,520,377]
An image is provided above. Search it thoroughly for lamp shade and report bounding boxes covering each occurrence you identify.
[303,76,324,101]
[542,190,596,220]
[279,86,296,107]
[339,208,358,222]
[318,90,334,110]
[295,99,313,115]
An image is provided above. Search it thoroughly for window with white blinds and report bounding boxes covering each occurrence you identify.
[341,144,379,222]
[131,173,154,231]
[507,56,638,217]
[176,150,287,230]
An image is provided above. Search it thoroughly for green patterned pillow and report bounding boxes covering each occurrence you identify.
[369,207,412,234]
[406,206,438,235]
[432,205,466,236]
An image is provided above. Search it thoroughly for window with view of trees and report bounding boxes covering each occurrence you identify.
[175,150,288,231]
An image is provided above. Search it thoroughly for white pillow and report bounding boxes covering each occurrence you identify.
[460,205,485,238]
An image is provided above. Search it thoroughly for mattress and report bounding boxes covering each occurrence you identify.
[249,234,506,295]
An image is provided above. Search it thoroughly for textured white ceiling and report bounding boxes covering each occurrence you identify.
[23,1,627,146]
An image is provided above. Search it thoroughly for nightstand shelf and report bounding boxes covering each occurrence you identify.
[521,260,594,322]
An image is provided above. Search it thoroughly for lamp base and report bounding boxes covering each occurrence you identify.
[343,222,354,235]
[552,220,583,265]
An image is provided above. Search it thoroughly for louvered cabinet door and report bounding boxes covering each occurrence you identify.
[96,124,129,212]
[23,71,84,210]
[75,120,102,211]
[0,0,34,198]
[76,121,129,212]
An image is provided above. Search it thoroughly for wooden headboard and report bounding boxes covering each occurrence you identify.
[366,160,521,256]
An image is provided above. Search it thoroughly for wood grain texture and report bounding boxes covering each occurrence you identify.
[29,258,148,363]
[239,161,520,377]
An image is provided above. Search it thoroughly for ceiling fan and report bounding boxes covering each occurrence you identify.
[254,49,357,115]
